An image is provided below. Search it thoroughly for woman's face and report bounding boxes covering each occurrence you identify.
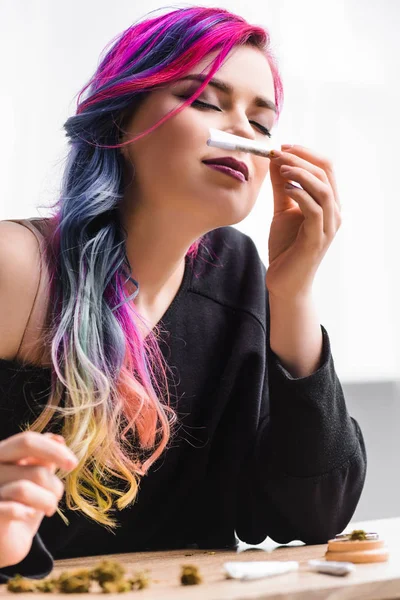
[120,44,276,231]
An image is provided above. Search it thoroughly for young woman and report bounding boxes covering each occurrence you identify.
[0,5,366,580]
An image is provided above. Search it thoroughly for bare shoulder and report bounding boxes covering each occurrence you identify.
[0,221,43,360]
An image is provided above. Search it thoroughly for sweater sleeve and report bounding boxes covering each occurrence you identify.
[0,534,53,582]
[236,323,367,545]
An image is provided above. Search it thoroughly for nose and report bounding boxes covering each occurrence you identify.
[223,108,257,142]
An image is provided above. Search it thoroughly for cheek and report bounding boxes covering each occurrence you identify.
[162,112,205,155]
[254,160,270,186]
[146,113,202,158]
[147,121,206,181]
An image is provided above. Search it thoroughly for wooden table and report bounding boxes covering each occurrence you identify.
[2,518,400,598]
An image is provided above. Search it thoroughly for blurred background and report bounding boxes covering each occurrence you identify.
[0,0,399,524]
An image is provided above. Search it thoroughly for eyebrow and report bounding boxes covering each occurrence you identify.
[176,74,277,114]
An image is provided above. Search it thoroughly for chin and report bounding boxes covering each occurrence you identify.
[182,184,255,227]
[215,192,254,223]
[210,203,253,229]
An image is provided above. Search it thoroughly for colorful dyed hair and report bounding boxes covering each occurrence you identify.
[28,5,284,528]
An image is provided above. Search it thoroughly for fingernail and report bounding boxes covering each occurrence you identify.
[66,457,79,469]
[269,150,282,159]
[45,433,66,444]
[281,144,293,150]
[54,436,66,444]
[285,182,302,190]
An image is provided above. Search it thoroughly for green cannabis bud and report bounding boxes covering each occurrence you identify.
[349,529,367,541]
[91,560,126,584]
[101,580,132,593]
[129,570,150,590]
[57,569,92,593]
[6,575,36,593]
[180,564,203,585]
[35,578,60,593]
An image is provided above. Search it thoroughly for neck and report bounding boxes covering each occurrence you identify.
[119,200,204,316]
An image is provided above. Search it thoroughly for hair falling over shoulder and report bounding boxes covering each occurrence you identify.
[28,5,284,528]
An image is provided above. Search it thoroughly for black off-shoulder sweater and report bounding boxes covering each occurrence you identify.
[0,224,366,580]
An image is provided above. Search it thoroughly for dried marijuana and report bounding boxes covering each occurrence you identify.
[5,559,148,594]
[180,564,203,585]
[349,529,367,541]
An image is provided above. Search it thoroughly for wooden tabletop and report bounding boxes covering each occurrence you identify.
[2,517,400,599]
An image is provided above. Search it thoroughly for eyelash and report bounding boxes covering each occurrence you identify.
[178,96,272,138]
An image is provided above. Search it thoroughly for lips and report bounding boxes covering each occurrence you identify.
[202,156,249,181]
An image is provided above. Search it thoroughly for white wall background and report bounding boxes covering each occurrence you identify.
[1,0,399,383]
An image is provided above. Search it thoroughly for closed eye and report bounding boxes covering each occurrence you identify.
[177,96,272,138]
